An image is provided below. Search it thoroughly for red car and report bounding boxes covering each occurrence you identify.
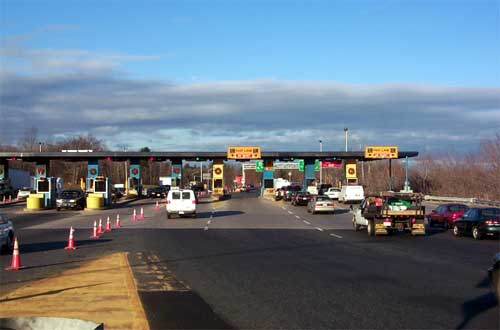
[427,203,469,229]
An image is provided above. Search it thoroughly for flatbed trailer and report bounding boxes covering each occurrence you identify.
[353,192,426,236]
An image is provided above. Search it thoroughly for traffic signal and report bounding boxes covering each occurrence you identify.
[255,160,264,172]
[298,159,304,172]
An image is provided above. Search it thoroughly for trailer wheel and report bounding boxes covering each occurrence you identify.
[367,220,375,236]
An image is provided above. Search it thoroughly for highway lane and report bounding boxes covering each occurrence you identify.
[1,193,498,329]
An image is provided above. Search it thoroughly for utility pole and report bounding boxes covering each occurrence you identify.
[319,140,323,185]
[344,128,348,152]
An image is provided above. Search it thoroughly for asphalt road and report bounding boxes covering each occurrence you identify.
[1,193,498,329]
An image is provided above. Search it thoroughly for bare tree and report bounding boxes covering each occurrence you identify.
[19,127,39,151]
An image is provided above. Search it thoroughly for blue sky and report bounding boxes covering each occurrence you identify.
[0,1,499,152]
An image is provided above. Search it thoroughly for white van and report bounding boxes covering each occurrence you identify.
[166,189,197,218]
[338,185,364,204]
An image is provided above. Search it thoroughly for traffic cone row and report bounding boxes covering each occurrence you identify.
[140,207,145,220]
[132,209,137,222]
[115,214,121,228]
[155,201,160,210]
[105,216,111,231]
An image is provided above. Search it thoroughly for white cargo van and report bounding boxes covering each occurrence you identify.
[338,185,364,204]
[166,189,197,218]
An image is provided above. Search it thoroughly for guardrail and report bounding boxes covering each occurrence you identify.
[424,195,500,207]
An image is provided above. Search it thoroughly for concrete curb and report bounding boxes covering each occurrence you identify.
[0,317,103,330]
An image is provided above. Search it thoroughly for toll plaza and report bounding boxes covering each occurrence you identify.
[0,147,418,208]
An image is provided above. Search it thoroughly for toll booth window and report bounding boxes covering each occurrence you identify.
[264,179,273,189]
[94,181,106,192]
[214,179,223,188]
[172,192,181,199]
[38,180,49,192]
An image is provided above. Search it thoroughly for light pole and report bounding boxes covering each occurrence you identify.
[344,128,348,152]
[38,142,42,152]
[318,140,323,185]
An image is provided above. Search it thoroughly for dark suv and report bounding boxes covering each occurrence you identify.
[56,190,86,211]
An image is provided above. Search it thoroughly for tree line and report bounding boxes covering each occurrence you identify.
[1,129,499,200]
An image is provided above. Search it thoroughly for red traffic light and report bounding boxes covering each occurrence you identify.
[106,156,111,161]
[149,156,155,161]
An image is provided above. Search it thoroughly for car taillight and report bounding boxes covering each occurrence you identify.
[327,203,334,206]
[192,200,197,204]
[451,213,458,218]
[316,203,323,206]
[166,200,170,204]
[411,218,417,224]
[485,219,499,224]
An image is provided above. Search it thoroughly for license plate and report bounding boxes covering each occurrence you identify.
[396,223,404,231]
[179,211,184,214]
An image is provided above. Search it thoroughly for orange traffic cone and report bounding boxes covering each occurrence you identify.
[155,201,159,210]
[8,195,12,203]
[90,220,99,239]
[97,218,104,234]
[105,216,111,231]
[5,237,22,270]
[132,209,137,222]
[65,226,76,250]
[140,207,144,220]
[115,214,121,228]
[2,195,5,204]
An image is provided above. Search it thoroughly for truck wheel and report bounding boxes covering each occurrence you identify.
[367,220,375,236]
[472,226,482,240]
[352,217,360,231]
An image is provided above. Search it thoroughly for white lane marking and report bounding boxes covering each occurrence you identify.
[282,207,287,210]
[303,220,311,225]
[330,233,343,239]
[295,215,301,219]
[288,211,293,215]
[316,227,324,232]
[204,226,209,231]
[207,220,211,225]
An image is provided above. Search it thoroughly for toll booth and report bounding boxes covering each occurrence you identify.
[36,177,57,208]
[94,176,112,206]
[128,177,142,196]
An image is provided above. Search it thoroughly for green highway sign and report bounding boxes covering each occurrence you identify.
[314,159,320,172]
[255,160,264,172]
[298,159,304,172]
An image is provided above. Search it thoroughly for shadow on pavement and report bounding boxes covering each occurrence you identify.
[456,290,498,329]
[0,282,111,303]
[213,211,244,218]
[20,239,112,254]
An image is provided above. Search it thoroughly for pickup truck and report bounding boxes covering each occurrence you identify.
[351,192,426,236]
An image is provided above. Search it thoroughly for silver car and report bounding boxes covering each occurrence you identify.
[0,214,15,254]
[307,196,335,214]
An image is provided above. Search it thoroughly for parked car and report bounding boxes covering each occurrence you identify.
[292,192,312,206]
[56,190,86,211]
[325,187,341,200]
[453,207,500,240]
[16,187,35,200]
[166,189,197,219]
[427,203,469,229]
[274,188,284,201]
[307,195,335,214]
[147,186,169,198]
[284,185,302,201]
[338,185,364,204]
[0,214,14,254]
[317,184,332,195]
[489,252,500,300]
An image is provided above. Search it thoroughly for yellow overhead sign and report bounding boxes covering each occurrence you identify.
[365,146,399,159]
[227,146,261,159]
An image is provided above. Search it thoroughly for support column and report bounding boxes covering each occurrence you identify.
[212,159,224,195]
[87,159,99,192]
[171,160,182,187]
[388,158,392,191]
[303,159,316,191]
[0,159,8,182]
[129,158,141,195]
[345,159,358,185]
[262,159,274,196]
